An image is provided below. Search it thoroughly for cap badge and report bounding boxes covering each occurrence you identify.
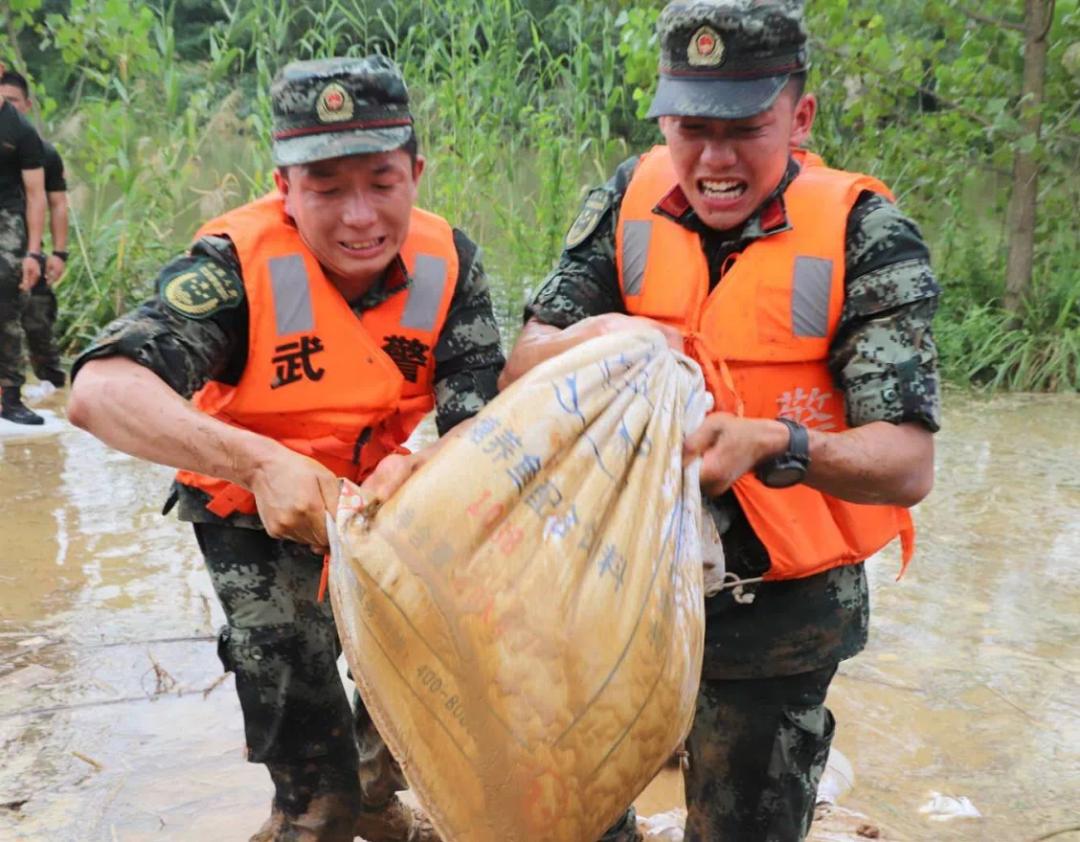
[316,82,354,123]
[688,25,725,67]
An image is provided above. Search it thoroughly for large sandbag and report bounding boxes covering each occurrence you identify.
[328,330,709,841]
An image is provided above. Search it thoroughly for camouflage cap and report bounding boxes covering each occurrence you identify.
[270,55,413,167]
[647,0,808,121]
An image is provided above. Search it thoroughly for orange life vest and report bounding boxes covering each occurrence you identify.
[616,146,914,581]
[176,192,459,518]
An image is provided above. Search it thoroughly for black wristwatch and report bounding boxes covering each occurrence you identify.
[755,417,810,488]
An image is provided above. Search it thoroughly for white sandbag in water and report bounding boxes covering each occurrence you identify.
[329,330,709,841]
[638,807,687,841]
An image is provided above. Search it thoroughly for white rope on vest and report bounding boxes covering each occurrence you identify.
[703,572,765,604]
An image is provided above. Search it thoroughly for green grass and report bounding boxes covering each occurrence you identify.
[8,0,1076,392]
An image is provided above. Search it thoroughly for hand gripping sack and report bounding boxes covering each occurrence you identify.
[328,330,709,841]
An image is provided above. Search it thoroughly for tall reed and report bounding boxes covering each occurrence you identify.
[9,0,1077,389]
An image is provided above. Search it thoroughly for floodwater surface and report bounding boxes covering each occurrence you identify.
[1,389,1077,841]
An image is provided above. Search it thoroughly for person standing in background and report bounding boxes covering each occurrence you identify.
[0,61,47,425]
[1,69,69,390]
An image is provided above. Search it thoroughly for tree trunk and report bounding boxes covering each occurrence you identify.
[5,15,29,74]
[1003,0,1054,316]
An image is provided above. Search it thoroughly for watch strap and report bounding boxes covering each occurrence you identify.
[754,416,810,488]
[776,416,809,462]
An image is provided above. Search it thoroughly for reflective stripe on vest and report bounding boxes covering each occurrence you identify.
[402,254,449,330]
[791,256,832,338]
[617,146,914,580]
[621,220,653,297]
[267,248,451,357]
[270,254,315,335]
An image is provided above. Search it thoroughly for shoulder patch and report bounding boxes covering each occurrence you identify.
[161,258,244,320]
[565,189,611,250]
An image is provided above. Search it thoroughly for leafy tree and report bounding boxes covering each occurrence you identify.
[2,0,1077,388]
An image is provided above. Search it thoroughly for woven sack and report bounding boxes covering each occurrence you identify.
[329,330,709,841]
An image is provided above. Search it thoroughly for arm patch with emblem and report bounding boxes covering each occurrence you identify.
[160,255,244,320]
[564,188,612,250]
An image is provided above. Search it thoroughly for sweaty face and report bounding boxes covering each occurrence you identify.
[659,90,815,232]
[276,149,423,299]
[0,84,31,115]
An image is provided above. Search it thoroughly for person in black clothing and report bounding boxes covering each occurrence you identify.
[0,62,47,425]
[0,69,68,390]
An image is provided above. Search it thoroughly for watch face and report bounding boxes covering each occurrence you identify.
[764,464,805,488]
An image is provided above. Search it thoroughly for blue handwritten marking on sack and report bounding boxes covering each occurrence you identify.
[553,373,587,428]
[542,503,580,541]
[505,454,542,492]
[596,543,629,591]
[576,520,598,556]
[598,352,635,390]
[525,479,563,517]
[616,418,653,460]
[484,428,523,463]
[582,431,615,479]
[469,416,500,444]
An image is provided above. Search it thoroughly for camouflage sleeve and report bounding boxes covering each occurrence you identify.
[830,193,942,432]
[432,229,506,436]
[70,235,248,398]
[524,156,641,328]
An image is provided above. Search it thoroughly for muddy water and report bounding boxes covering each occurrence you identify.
[828,392,1080,841]
[1,390,1078,841]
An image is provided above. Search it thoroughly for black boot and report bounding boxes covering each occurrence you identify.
[1,387,44,425]
[36,366,66,388]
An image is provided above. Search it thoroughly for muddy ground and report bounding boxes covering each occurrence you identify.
[1,389,1078,841]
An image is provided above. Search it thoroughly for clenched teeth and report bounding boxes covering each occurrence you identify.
[700,179,746,198]
[343,238,381,250]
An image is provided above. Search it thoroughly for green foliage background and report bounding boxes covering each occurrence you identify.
[2,0,1078,389]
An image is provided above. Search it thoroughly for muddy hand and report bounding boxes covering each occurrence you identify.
[684,412,788,496]
[250,447,341,553]
[578,312,684,353]
[359,450,429,503]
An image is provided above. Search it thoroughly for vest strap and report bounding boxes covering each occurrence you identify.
[205,484,257,518]
[686,332,744,416]
[896,513,916,580]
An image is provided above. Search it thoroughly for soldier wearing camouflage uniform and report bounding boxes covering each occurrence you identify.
[0,69,70,390]
[502,3,940,840]
[0,70,48,426]
[70,57,504,842]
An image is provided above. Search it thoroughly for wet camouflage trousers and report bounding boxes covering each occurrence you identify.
[21,286,61,381]
[0,207,28,389]
[193,522,407,813]
[681,665,838,842]
[600,666,837,842]
[195,519,835,837]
